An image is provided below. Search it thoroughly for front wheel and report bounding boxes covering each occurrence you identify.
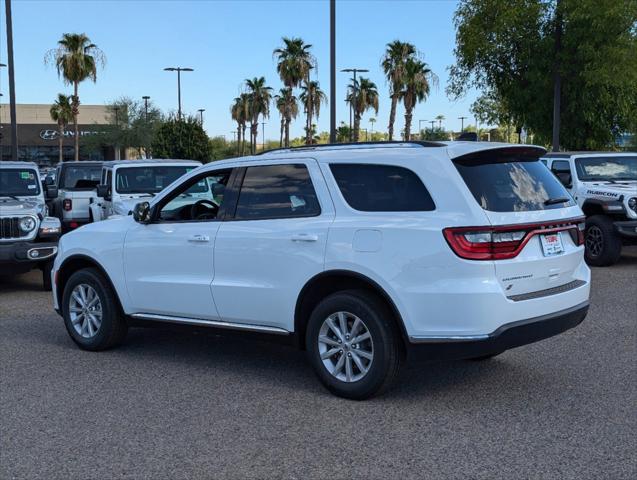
[306,290,403,400]
[585,215,622,266]
[62,268,127,351]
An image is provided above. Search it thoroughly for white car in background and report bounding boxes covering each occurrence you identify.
[89,159,201,221]
[53,141,590,399]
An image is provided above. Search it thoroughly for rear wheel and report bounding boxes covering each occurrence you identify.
[62,268,127,351]
[306,290,403,400]
[585,215,622,266]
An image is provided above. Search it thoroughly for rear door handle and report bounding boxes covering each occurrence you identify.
[291,233,318,242]
[188,234,210,243]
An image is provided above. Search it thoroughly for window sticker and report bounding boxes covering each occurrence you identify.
[20,171,30,179]
[28,184,36,189]
[290,195,306,209]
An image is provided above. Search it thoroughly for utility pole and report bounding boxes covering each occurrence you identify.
[164,67,193,120]
[329,0,336,143]
[4,0,18,160]
[198,108,205,125]
[142,96,150,121]
[458,116,467,132]
[552,0,562,152]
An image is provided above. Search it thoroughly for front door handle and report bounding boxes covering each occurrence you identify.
[188,234,210,243]
[291,233,318,242]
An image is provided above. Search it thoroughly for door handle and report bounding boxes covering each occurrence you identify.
[291,233,318,242]
[188,234,210,243]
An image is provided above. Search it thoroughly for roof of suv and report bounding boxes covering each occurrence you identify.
[102,159,201,167]
[0,161,39,169]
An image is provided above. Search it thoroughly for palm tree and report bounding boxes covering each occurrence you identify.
[299,81,327,145]
[273,37,315,88]
[401,59,436,140]
[435,114,445,129]
[245,77,272,154]
[381,40,416,141]
[346,77,379,142]
[231,94,250,155]
[275,88,298,148]
[49,94,74,162]
[46,33,105,161]
[369,117,376,137]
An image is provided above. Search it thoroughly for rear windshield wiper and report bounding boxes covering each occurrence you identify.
[544,197,570,206]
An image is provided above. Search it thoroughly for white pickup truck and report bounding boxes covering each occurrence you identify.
[89,160,202,221]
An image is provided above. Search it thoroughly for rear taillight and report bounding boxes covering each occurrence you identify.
[63,199,72,211]
[443,217,585,260]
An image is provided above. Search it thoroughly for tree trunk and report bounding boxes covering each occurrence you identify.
[404,107,413,141]
[58,121,64,162]
[280,118,284,147]
[353,113,361,142]
[305,104,312,145]
[73,82,79,161]
[285,116,290,147]
[387,94,398,141]
[242,124,247,155]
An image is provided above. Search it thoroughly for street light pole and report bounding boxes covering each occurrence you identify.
[198,108,205,126]
[164,67,194,120]
[142,96,150,122]
[341,68,368,142]
[3,0,19,161]
[418,119,427,140]
[458,116,467,132]
[329,0,336,144]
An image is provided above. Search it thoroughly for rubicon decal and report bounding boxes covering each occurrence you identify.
[586,190,620,198]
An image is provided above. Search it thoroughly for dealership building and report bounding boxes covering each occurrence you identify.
[0,104,119,165]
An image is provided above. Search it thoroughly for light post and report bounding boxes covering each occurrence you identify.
[231,130,237,144]
[142,96,150,122]
[329,0,336,143]
[198,108,205,126]
[341,68,368,142]
[418,119,427,140]
[458,116,467,132]
[261,122,266,151]
[113,106,120,161]
[163,67,193,120]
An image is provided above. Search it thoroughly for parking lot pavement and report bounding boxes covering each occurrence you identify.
[0,249,635,480]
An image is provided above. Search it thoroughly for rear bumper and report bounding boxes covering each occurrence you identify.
[408,301,588,360]
[614,220,637,240]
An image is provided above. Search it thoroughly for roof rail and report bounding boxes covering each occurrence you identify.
[256,140,446,155]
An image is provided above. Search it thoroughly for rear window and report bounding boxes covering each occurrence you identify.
[453,149,575,212]
[60,165,102,189]
[330,164,435,212]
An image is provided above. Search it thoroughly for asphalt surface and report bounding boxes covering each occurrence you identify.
[1,248,636,480]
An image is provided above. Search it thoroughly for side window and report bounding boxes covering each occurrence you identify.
[158,169,232,222]
[105,170,112,189]
[234,164,320,220]
[330,164,435,212]
[551,160,571,173]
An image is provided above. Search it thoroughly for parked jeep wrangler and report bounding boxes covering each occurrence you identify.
[0,161,62,289]
[542,152,637,266]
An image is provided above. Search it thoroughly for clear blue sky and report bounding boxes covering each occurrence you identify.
[1,0,481,141]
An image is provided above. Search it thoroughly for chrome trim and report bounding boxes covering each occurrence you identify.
[409,334,490,344]
[507,279,587,302]
[130,313,290,335]
[26,246,58,260]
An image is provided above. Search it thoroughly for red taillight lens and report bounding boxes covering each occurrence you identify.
[443,217,585,260]
[63,199,72,211]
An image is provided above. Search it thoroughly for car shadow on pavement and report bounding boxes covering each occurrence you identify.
[0,274,45,293]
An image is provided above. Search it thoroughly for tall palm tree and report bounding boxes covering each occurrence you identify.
[299,81,327,145]
[231,94,250,155]
[381,40,416,141]
[369,117,376,137]
[275,88,298,148]
[245,77,272,154]
[273,37,315,88]
[401,59,436,140]
[49,94,74,162]
[46,33,105,161]
[435,114,445,129]
[346,77,379,142]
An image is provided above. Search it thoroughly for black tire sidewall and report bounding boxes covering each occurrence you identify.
[585,215,622,266]
[61,269,123,350]
[306,290,399,400]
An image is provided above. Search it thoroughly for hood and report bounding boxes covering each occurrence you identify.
[0,197,45,216]
[581,181,637,201]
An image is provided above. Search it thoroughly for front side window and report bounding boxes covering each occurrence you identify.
[0,168,40,197]
[159,170,232,221]
[235,164,320,220]
[60,165,102,189]
[575,156,637,182]
[330,164,435,212]
[453,149,575,212]
[115,166,197,194]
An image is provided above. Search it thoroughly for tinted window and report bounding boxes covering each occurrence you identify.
[0,168,40,196]
[551,160,570,172]
[235,164,320,220]
[330,164,435,212]
[575,156,637,181]
[115,166,198,194]
[60,165,102,189]
[453,149,575,212]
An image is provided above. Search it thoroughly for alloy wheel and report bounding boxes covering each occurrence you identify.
[69,284,103,338]
[586,225,604,257]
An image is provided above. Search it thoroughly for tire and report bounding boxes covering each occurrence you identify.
[306,289,404,400]
[42,260,53,291]
[585,215,622,266]
[61,268,127,351]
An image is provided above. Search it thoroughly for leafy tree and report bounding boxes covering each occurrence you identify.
[401,59,436,140]
[275,87,299,147]
[245,77,272,154]
[209,136,237,160]
[300,81,327,144]
[449,0,637,150]
[435,114,445,129]
[152,116,211,162]
[346,77,379,142]
[381,40,417,140]
[422,126,450,141]
[49,94,74,162]
[46,33,105,161]
[231,94,250,155]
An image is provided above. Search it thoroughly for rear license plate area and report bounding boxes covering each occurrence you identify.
[540,232,564,257]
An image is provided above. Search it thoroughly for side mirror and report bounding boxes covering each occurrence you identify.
[132,201,152,224]
[45,185,58,200]
[96,184,111,201]
[44,176,54,186]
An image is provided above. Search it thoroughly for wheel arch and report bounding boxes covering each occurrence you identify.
[294,269,409,350]
[581,199,606,217]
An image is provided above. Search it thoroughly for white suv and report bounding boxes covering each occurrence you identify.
[52,142,590,399]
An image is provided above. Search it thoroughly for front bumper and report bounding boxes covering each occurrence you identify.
[614,220,637,240]
[0,241,58,273]
[408,301,589,360]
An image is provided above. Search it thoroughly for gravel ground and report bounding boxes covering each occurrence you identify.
[1,248,636,479]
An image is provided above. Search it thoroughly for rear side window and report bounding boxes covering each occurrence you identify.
[330,164,435,212]
[235,164,320,220]
[453,149,575,212]
[60,165,102,189]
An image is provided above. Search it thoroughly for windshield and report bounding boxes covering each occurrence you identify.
[453,149,575,212]
[115,166,199,194]
[575,156,637,181]
[60,165,102,189]
[0,168,41,197]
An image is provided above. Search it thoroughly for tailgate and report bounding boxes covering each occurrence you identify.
[62,190,95,221]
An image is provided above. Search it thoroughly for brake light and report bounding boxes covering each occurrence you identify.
[63,199,72,211]
[443,217,585,260]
